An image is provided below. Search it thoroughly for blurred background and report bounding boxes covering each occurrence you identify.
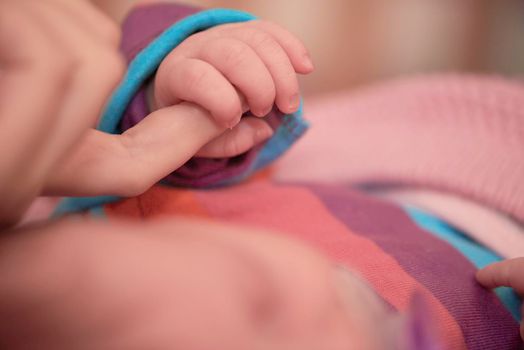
[94,0,524,97]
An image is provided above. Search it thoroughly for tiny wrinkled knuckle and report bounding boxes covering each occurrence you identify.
[183,64,208,95]
[261,41,282,58]
[248,30,273,49]
[221,42,249,67]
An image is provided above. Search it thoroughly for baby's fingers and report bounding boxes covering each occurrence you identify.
[220,27,301,115]
[196,38,276,118]
[155,58,244,127]
[247,20,314,75]
[476,257,524,295]
[196,117,273,158]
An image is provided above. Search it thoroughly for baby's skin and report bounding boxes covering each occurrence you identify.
[0,0,521,348]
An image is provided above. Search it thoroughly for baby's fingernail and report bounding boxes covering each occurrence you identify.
[227,115,241,129]
[255,124,274,143]
[255,106,273,117]
[289,93,300,112]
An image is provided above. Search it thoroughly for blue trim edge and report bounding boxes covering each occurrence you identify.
[406,206,521,321]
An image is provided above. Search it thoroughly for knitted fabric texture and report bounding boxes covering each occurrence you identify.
[275,75,524,223]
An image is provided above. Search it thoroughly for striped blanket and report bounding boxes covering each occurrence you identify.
[92,179,521,349]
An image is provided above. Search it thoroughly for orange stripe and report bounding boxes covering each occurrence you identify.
[194,181,467,350]
[105,196,141,218]
[105,186,209,219]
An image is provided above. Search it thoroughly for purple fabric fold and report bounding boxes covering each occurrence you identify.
[310,184,522,350]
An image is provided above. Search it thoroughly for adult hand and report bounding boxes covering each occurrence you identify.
[0,0,123,226]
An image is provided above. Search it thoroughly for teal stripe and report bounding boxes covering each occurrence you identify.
[88,205,107,218]
[53,196,119,217]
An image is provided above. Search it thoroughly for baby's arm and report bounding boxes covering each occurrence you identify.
[477,258,524,340]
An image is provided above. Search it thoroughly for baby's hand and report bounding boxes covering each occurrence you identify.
[154,20,314,127]
[476,257,524,340]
